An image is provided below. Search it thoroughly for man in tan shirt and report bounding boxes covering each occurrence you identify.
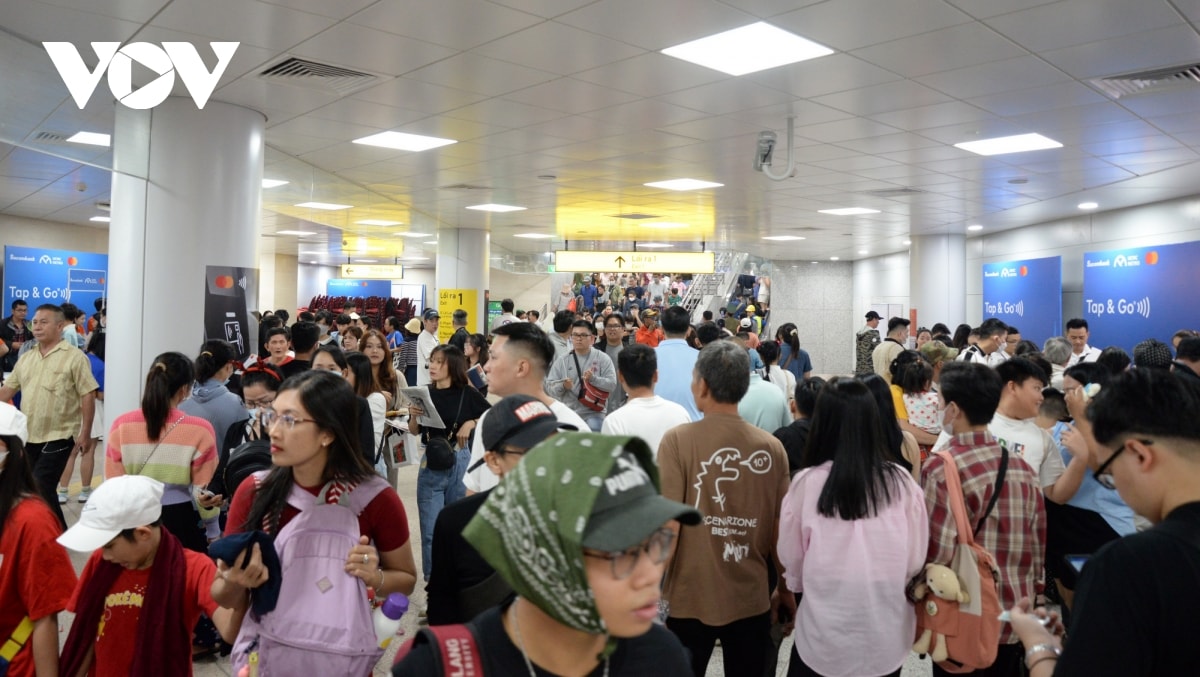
[872,316,910,384]
[0,303,98,527]
[658,340,789,677]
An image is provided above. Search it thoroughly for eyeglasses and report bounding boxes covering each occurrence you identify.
[245,397,276,408]
[583,527,675,580]
[261,410,318,431]
[570,333,593,339]
[1093,438,1151,489]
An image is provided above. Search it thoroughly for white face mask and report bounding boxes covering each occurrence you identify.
[939,402,957,436]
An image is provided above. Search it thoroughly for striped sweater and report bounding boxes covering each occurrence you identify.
[105,409,218,503]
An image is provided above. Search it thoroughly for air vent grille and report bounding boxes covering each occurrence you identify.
[258,57,378,95]
[440,184,490,191]
[858,187,926,198]
[611,213,660,220]
[32,131,69,144]
[1090,63,1200,99]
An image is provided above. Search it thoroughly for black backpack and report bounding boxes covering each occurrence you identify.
[224,439,272,498]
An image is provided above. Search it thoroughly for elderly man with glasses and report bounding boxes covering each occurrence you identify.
[546,320,616,432]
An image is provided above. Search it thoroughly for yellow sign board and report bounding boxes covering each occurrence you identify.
[437,288,479,343]
[340,264,404,279]
[554,250,714,274]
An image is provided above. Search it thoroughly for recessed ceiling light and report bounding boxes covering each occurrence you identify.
[858,249,869,255]
[467,203,526,212]
[356,259,377,263]
[356,219,402,226]
[967,224,984,231]
[954,133,1062,156]
[490,256,504,260]
[514,233,553,239]
[402,256,430,261]
[661,21,833,76]
[66,131,110,146]
[309,260,318,264]
[637,243,674,248]
[643,178,724,191]
[829,256,840,261]
[89,216,110,223]
[277,230,316,236]
[295,201,352,210]
[352,131,457,152]
[641,222,689,229]
[811,261,819,264]
[395,231,433,238]
[903,240,912,245]
[423,240,439,245]
[262,179,288,189]
[1078,201,1099,210]
[762,235,805,241]
[818,207,881,216]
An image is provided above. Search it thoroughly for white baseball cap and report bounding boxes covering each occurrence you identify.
[0,403,28,444]
[740,317,753,329]
[57,476,165,552]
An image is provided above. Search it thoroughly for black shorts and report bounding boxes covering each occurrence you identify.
[1045,500,1121,589]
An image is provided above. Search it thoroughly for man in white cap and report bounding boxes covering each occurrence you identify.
[57,476,236,676]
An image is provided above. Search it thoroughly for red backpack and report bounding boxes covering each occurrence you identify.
[913,448,1007,673]
[392,624,486,676]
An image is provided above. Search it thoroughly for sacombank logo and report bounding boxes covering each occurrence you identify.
[43,42,239,110]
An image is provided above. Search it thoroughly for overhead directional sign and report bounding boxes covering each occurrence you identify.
[554,250,714,273]
[340,264,404,279]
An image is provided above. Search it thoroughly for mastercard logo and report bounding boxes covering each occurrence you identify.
[215,275,235,289]
[362,282,368,286]
[1019,265,1028,276]
[67,256,78,266]
[1145,251,1159,265]
[98,278,105,285]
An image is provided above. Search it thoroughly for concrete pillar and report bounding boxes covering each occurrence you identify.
[910,234,966,329]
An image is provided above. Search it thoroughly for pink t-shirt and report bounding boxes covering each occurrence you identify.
[777,461,929,677]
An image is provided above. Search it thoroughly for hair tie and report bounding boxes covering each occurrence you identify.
[200,351,213,357]
[790,329,798,337]
[153,362,167,372]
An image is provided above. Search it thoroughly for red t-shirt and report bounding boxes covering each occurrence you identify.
[0,499,77,677]
[67,549,218,677]
[225,478,410,554]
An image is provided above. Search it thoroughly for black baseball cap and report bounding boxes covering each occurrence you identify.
[482,394,576,451]
[422,308,440,321]
[865,310,882,320]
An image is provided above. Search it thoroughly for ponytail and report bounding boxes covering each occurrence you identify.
[194,339,236,382]
[142,352,194,440]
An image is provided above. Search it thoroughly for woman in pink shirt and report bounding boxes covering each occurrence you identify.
[777,378,929,677]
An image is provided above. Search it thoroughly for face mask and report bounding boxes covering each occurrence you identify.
[246,407,259,421]
[940,403,957,436]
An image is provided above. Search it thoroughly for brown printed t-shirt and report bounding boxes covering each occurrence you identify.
[658,412,789,626]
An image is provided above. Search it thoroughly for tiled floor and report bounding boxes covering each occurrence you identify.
[58,461,933,677]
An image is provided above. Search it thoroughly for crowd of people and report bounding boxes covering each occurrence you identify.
[1,289,1198,677]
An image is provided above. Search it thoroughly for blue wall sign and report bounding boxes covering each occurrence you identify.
[982,256,1062,345]
[3,246,109,315]
[326,278,392,298]
[1082,242,1200,354]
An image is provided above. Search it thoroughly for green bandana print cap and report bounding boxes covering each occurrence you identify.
[463,432,665,634]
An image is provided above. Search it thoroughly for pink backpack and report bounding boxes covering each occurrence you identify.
[231,473,391,676]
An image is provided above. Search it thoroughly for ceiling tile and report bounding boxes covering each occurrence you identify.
[352,78,488,115]
[748,54,901,99]
[289,23,456,78]
[852,22,1028,78]
[657,79,796,115]
[580,98,709,129]
[813,80,955,117]
[258,0,376,20]
[306,99,427,129]
[798,118,904,143]
[574,52,730,98]
[349,0,543,50]
[0,0,142,43]
[405,53,559,97]
[485,0,598,19]
[983,0,1182,53]
[502,77,641,115]
[917,55,1072,100]
[942,0,1062,21]
[472,20,644,76]
[1038,25,1200,80]
[557,0,755,51]
[151,0,337,51]
[770,0,972,52]
[967,81,1109,117]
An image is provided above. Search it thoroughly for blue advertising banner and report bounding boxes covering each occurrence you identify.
[982,256,1062,345]
[1082,242,1200,353]
[3,246,108,315]
[326,278,391,298]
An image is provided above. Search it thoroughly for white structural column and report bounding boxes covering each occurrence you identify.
[107,98,264,420]
[910,234,966,329]
[433,228,489,332]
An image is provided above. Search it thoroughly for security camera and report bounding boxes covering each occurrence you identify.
[754,131,776,171]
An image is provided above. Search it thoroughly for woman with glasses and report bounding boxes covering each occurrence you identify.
[211,364,281,501]
[408,345,490,581]
[215,370,417,673]
[394,433,697,676]
[777,378,928,677]
[546,320,617,431]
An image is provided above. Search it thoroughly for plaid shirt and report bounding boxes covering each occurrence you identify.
[919,431,1046,644]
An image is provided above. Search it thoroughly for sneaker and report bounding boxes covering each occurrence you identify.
[57,488,68,504]
[78,489,91,503]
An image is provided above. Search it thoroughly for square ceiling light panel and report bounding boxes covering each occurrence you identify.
[954,133,1062,156]
[67,131,111,146]
[353,131,457,151]
[468,204,527,212]
[818,207,880,215]
[644,178,724,191]
[661,22,834,76]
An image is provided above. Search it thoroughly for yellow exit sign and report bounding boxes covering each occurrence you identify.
[340,264,404,279]
[554,250,714,273]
